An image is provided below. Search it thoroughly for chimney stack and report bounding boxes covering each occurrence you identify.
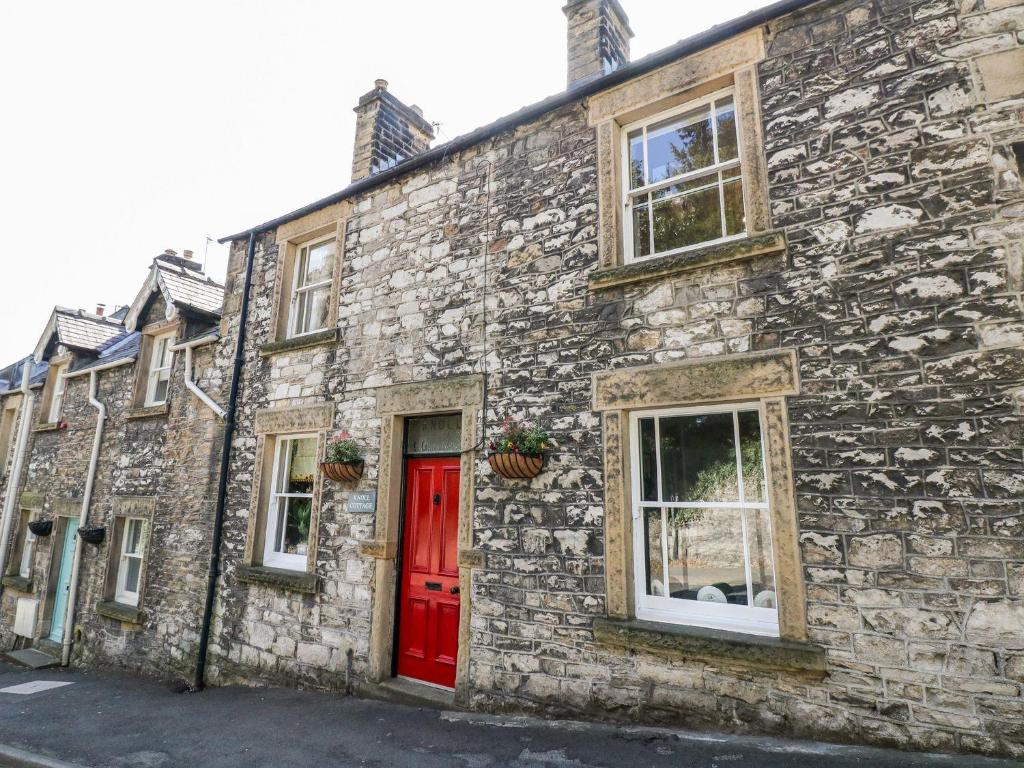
[96,303,106,317]
[351,79,435,183]
[156,248,203,273]
[563,0,633,88]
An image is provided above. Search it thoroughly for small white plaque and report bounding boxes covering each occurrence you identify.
[0,680,74,695]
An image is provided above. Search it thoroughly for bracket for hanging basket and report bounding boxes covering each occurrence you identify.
[77,526,106,546]
[320,460,364,483]
[488,452,545,480]
[28,519,53,537]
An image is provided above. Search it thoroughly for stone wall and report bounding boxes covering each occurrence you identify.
[0,336,225,683]
[166,0,1024,759]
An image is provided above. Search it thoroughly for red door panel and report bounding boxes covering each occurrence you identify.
[396,457,461,688]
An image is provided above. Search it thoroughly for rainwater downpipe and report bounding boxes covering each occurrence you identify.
[193,230,257,691]
[60,357,132,665]
[0,363,36,587]
[169,334,226,419]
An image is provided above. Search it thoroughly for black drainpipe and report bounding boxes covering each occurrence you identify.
[193,229,257,691]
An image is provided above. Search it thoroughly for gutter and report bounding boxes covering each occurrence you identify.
[0,364,36,588]
[193,231,257,690]
[219,0,819,244]
[59,356,132,666]
[170,334,225,419]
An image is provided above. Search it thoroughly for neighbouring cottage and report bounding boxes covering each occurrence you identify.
[2,0,1024,759]
[0,252,226,679]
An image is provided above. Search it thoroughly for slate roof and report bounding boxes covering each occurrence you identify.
[68,331,141,375]
[156,258,224,316]
[0,356,47,396]
[53,308,128,352]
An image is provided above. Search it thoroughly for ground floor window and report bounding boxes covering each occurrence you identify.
[11,510,35,580]
[115,518,146,606]
[630,403,778,636]
[264,435,317,570]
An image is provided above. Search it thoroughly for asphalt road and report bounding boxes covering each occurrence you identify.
[0,662,1016,768]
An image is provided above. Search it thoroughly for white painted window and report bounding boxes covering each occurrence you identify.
[630,403,778,637]
[264,435,317,570]
[145,333,175,406]
[288,237,334,338]
[17,513,35,580]
[622,90,745,263]
[47,361,69,423]
[115,518,146,606]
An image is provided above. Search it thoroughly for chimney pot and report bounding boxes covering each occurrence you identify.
[164,248,177,257]
[183,249,193,259]
[375,78,389,90]
[96,304,106,317]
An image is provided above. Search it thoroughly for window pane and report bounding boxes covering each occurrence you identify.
[652,185,723,254]
[666,508,747,604]
[639,418,657,502]
[716,99,739,162]
[276,496,311,555]
[123,556,141,594]
[659,412,738,503]
[724,177,745,237]
[153,371,169,404]
[647,108,714,184]
[295,285,330,335]
[285,438,316,494]
[746,508,776,607]
[643,507,665,597]
[125,520,143,555]
[406,414,462,455]
[737,410,766,503]
[628,129,644,189]
[300,241,334,287]
[632,199,651,259]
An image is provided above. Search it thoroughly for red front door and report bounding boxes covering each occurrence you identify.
[396,457,461,688]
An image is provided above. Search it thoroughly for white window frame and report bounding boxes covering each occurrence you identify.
[47,361,69,423]
[621,87,746,265]
[17,513,35,580]
[144,332,175,407]
[287,236,335,339]
[115,517,146,607]
[629,402,778,637]
[263,433,316,571]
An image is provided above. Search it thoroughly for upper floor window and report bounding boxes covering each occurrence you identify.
[47,361,69,423]
[288,237,335,338]
[630,403,777,636]
[623,91,745,263]
[145,332,175,407]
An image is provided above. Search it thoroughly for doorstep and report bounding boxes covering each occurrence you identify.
[4,648,59,670]
[355,676,461,712]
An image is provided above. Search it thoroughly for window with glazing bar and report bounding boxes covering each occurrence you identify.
[145,333,175,406]
[264,435,317,570]
[630,404,778,636]
[623,90,745,263]
[115,518,146,606]
[288,237,335,338]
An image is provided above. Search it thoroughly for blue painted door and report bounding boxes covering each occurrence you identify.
[48,519,79,643]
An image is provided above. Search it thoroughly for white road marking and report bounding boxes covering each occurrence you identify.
[0,680,74,695]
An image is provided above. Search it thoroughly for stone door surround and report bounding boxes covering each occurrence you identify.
[359,375,483,704]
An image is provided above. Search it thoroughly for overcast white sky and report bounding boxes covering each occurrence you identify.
[0,0,769,364]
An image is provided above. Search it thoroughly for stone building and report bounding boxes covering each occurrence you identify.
[0,252,225,680]
[1,0,1024,760]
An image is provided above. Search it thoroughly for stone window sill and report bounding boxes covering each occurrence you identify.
[259,328,339,358]
[593,617,825,678]
[235,564,319,594]
[1,575,33,593]
[127,403,170,421]
[589,232,786,291]
[33,422,63,433]
[95,600,143,624]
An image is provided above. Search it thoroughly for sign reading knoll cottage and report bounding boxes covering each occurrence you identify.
[348,492,376,514]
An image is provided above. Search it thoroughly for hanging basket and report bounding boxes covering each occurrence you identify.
[28,519,53,537]
[488,451,545,480]
[320,460,364,483]
[77,526,106,546]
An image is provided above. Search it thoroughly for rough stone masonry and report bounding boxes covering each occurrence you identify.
[1,0,1023,761]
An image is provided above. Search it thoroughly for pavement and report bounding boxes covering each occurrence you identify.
[0,662,1017,768]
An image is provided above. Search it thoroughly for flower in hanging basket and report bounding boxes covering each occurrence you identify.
[28,519,53,537]
[77,525,106,546]
[487,417,549,480]
[320,429,364,483]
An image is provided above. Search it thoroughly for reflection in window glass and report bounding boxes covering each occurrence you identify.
[267,437,316,568]
[290,239,334,337]
[656,412,737,504]
[626,93,745,261]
